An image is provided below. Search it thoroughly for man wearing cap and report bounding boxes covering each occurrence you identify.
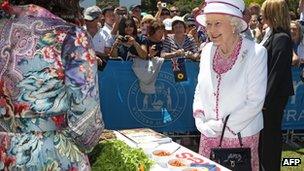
[115,6,128,16]
[130,4,142,21]
[83,6,108,70]
[83,6,104,53]
[194,0,267,170]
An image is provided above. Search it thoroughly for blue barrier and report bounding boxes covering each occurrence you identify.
[98,60,199,132]
[282,67,304,130]
[98,61,304,132]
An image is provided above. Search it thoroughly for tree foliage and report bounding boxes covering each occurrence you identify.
[0,0,300,18]
[96,0,119,9]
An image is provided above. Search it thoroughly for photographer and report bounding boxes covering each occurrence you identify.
[155,1,171,22]
[143,20,165,58]
[109,15,147,60]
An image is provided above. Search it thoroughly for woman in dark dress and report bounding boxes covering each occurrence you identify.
[259,0,294,171]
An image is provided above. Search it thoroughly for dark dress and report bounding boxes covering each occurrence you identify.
[259,29,294,171]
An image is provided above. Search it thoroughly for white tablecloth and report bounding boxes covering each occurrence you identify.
[114,131,231,171]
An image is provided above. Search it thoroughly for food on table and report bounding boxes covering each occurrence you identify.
[91,140,154,171]
[152,150,171,156]
[168,159,187,167]
[99,129,116,141]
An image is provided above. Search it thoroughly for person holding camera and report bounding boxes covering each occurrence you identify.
[129,4,142,23]
[109,15,147,60]
[142,20,165,58]
[155,1,171,22]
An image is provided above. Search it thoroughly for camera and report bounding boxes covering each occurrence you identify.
[118,35,129,42]
[161,3,167,8]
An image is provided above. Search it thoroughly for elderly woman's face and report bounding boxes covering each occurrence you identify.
[205,14,235,46]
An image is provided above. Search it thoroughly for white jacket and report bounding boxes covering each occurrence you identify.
[193,38,267,138]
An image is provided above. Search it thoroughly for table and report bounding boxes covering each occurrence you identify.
[114,131,231,171]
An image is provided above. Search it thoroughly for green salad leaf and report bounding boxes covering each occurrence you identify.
[91,140,154,171]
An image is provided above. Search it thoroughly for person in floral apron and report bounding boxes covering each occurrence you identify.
[0,0,104,170]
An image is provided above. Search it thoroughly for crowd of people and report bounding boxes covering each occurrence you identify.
[0,0,303,170]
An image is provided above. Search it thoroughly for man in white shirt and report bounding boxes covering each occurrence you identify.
[83,6,104,53]
[83,6,108,70]
[101,6,116,55]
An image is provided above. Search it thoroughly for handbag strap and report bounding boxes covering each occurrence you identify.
[218,115,244,147]
[218,115,229,147]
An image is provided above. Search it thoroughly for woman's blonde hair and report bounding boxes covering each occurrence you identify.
[261,0,290,33]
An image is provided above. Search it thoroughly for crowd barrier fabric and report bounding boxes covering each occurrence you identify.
[282,67,304,130]
[98,61,304,132]
[98,60,199,132]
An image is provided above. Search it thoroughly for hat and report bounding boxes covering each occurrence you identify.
[83,6,102,21]
[102,6,114,15]
[171,16,185,27]
[183,14,196,26]
[163,18,172,31]
[196,0,247,31]
[129,4,141,11]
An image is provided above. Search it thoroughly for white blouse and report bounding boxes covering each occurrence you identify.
[193,38,267,138]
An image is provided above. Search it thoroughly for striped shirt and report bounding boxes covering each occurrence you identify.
[161,34,198,54]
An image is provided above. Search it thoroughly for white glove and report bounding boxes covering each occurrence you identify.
[205,119,223,132]
[195,118,218,137]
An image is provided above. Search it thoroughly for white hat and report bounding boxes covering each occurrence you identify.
[163,18,172,31]
[171,16,185,27]
[196,0,247,32]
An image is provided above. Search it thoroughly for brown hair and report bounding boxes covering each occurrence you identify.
[147,20,165,37]
[290,20,303,44]
[118,14,138,36]
[11,0,81,24]
[261,0,290,34]
[248,2,261,15]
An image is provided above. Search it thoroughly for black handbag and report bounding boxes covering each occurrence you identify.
[210,115,252,171]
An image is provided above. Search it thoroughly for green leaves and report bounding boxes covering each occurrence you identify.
[91,140,154,171]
